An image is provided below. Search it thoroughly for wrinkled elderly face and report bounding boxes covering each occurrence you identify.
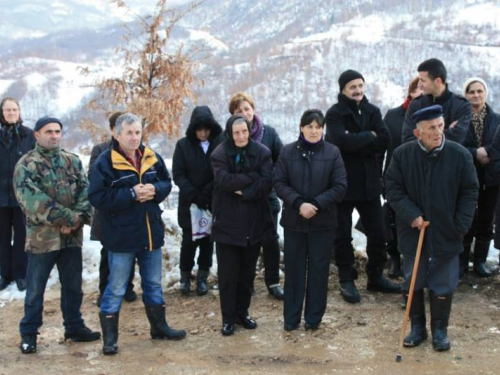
[35,123,62,150]
[234,100,255,125]
[342,78,364,103]
[232,121,249,148]
[2,100,20,124]
[301,120,323,143]
[115,121,142,156]
[465,81,486,110]
[413,116,444,151]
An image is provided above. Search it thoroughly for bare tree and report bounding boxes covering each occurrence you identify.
[80,0,202,141]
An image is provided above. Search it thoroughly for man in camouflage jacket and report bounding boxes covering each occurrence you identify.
[13,116,100,354]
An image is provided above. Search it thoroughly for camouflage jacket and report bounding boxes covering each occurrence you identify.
[13,144,92,253]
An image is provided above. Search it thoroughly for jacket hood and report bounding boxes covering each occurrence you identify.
[186,106,222,142]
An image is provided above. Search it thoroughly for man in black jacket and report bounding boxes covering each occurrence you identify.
[88,112,137,306]
[325,70,400,304]
[386,105,478,352]
[401,58,471,144]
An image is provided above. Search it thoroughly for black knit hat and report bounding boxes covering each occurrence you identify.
[34,116,63,132]
[338,70,365,91]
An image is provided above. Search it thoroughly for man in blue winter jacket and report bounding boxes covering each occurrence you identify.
[88,113,186,355]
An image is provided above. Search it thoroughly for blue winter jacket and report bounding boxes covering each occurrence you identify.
[88,143,172,253]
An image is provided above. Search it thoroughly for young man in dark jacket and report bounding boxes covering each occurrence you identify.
[172,106,222,295]
[325,70,400,304]
[386,105,478,352]
[88,112,137,306]
[401,58,471,145]
[88,113,186,354]
[0,97,35,291]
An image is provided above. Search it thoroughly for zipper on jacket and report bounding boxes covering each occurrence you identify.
[140,163,154,251]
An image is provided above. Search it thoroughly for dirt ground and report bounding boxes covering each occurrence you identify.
[1,261,500,375]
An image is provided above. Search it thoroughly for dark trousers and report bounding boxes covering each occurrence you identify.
[180,230,213,272]
[0,207,27,280]
[465,186,499,245]
[261,212,280,287]
[402,247,459,295]
[20,247,84,335]
[216,242,260,324]
[99,247,135,295]
[334,199,387,281]
[283,229,334,326]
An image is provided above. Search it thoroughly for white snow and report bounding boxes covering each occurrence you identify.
[188,29,229,52]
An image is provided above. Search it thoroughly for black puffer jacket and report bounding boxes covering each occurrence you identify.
[463,104,500,188]
[210,135,274,247]
[386,140,478,258]
[402,86,471,144]
[274,139,347,232]
[172,106,222,229]
[0,123,36,207]
[325,94,390,201]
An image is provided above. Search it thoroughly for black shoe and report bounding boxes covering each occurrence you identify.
[16,278,27,291]
[473,262,492,278]
[284,323,299,332]
[430,292,452,352]
[403,290,428,348]
[196,269,209,296]
[99,312,119,355]
[237,315,257,329]
[367,275,401,294]
[124,288,137,302]
[268,285,284,300]
[388,254,402,279]
[221,323,235,336]
[179,271,191,295]
[340,281,361,303]
[20,334,37,354]
[65,325,101,342]
[0,277,12,291]
[145,304,186,340]
[304,322,319,331]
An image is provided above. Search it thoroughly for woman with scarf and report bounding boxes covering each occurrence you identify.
[274,109,347,331]
[210,114,275,336]
[228,92,285,300]
[383,77,423,278]
[461,77,500,278]
[0,97,35,291]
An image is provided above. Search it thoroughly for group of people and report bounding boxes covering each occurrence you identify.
[0,57,498,356]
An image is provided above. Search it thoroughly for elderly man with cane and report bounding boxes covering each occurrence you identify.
[385,105,478,352]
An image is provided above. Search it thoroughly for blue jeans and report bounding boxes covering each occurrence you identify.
[20,247,84,336]
[100,248,164,314]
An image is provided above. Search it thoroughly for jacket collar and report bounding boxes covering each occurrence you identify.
[224,138,259,157]
[417,134,446,157]
[111,143,158,177]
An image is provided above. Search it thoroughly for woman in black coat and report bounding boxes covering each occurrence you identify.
[461,78,500,277]
[228,92,284,300]
[274,109,347,331]
[172,106,222,295]
[0,97,35,291]
[210,114,274,336]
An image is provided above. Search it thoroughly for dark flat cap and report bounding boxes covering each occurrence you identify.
[411,105,443,124]
[34,116,63,132]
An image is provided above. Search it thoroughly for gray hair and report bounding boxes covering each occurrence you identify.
[114,113,142,135]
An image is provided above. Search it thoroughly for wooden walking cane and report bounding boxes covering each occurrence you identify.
[396,221,430,362]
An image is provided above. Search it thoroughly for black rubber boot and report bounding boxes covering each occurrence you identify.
[459,243,471,279]
[473,239,492,277]
[196,269,209,296]
[99,312,119,355]
[367,275,401,293]
[340,280,361,303]
[179,271,191,295]
[403,290,428,347]
[388,254,402,279]
[145,304,186,340]
[429,291,452,352]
